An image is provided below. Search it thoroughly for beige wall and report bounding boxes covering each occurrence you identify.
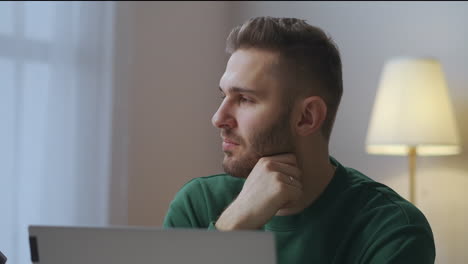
[112,1,234,226]
[113,2,468,263]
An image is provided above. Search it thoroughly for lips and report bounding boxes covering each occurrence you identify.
[222,137,240,151]
[223,138,239,145]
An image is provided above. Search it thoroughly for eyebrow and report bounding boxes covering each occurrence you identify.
[219,86,261,96]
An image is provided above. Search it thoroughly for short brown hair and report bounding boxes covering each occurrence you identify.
[226,16,343,141]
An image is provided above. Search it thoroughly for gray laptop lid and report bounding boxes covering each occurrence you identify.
[0,250,6,264]
[28,225,276,264]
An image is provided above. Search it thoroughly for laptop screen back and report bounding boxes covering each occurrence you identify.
[28,225,276,264]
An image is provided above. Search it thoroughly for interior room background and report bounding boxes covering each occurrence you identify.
[1,2,466,264]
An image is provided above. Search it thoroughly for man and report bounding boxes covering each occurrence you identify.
[163,17,435,263]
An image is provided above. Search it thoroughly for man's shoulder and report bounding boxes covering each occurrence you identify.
[333,162,435,262]
[179,173,245,193]
[172,173,245,205]
[164,174,245,228]
[338,164,432,232]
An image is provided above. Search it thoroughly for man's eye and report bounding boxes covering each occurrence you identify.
[240,96,252,103]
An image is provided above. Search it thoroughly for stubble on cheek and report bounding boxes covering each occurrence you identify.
[221,106,294,178]
[222,143,261,178]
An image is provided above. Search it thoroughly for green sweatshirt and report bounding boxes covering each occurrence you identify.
[163,157,435,263]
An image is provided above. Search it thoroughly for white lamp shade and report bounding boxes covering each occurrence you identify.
[366,57,461,156]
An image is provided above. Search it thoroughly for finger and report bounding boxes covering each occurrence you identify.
[261,152,297,167]
[273,162,302,181]
[280,173,302,189]
[262,160,301,181]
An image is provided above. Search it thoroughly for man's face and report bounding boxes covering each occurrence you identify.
[212,48,296,178]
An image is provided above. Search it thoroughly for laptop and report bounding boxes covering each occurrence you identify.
[0,250,6,264]
[28,225,277,264]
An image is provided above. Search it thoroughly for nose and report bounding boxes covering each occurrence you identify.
[211,100,236,129]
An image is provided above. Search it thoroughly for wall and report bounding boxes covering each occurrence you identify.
[229,2,468,263]
[113,1,234,226]
[114,2,468,263]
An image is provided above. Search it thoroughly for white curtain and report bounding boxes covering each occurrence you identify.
[0,2,116,263]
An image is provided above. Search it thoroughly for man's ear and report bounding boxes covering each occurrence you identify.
[295,96,327,136]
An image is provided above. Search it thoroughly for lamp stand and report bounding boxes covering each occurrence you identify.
[408,146,417,204]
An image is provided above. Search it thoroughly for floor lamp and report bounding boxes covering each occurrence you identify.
[365,57,461,205]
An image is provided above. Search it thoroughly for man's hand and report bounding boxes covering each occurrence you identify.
[215,153,303,230]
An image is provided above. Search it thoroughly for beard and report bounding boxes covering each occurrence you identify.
[221,108,295,178]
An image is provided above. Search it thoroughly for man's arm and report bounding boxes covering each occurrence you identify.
[215,153,302,230]
[163,153,303,230]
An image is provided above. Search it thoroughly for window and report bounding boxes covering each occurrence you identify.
[0,2,115,263]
